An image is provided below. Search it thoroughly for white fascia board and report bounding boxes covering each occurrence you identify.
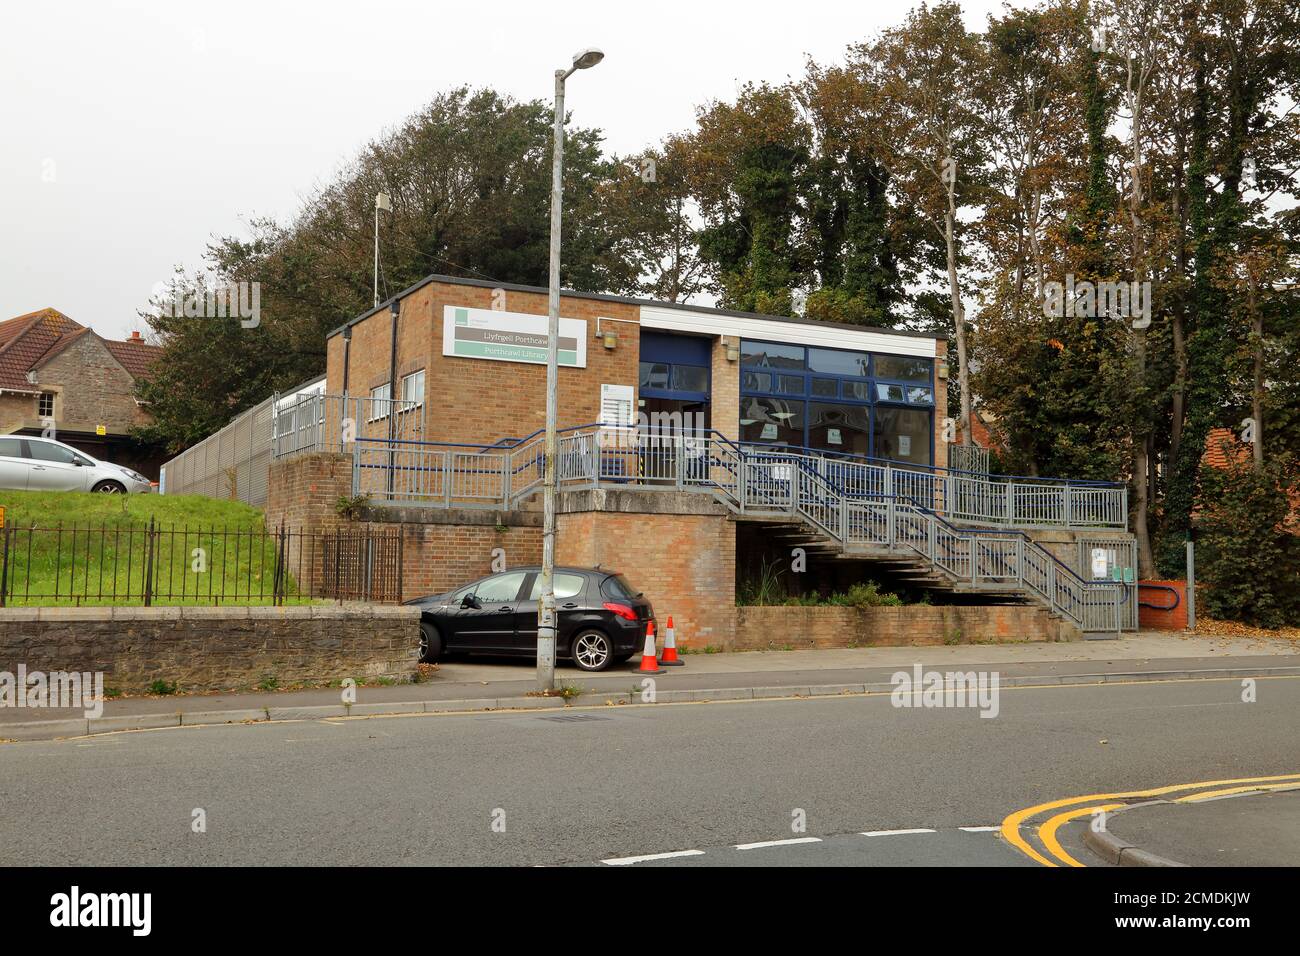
[638,305,939,358]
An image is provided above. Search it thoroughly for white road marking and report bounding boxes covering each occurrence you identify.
[735,837,823,850]
[601,849,705,866]
[860,828,936,837]
[958,826,1000,833]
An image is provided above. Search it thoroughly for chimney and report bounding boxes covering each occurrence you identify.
[129,330,142,342]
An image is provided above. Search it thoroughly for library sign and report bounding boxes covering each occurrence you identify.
[442,306,587,368]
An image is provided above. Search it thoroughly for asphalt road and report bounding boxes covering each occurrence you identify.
[0,674,1296,866]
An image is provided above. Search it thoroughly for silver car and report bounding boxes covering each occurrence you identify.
[0,435,152,494]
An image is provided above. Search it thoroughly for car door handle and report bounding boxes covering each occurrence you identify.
[497,606,512,612]
[562,603,578,609]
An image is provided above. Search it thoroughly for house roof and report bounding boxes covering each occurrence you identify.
[0,308,162,393]
[1202,427,1250,470]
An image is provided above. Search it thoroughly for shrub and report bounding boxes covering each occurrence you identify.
[1197,455,1300,628]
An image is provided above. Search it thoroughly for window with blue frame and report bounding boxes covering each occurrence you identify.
[639,332,711,402]
[739,339,934,466]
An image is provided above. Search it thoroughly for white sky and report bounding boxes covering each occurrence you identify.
[0,0,1005,340]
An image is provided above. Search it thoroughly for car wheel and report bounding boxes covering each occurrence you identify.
[419,621,443,663]
[92,480,126,494]
[571,629,613,672]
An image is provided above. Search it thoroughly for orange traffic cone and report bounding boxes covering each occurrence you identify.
[632,620,665,674]
[660,615,684,666]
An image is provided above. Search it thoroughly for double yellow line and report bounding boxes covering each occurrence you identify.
[1001,773,1300,867]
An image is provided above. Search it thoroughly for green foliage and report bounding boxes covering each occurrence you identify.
[825,581,905,608]
[1198,456,1300,628]
[148,680,177,696]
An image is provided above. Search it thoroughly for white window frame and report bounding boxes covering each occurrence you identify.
[368,383,391,422]
[37,391,55,418]
[399,369,425,411]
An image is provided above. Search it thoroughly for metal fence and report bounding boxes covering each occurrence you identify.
[160,395,273,505]
[351,426,1129,531]
[272,393,423,460]
[0,520,403,607]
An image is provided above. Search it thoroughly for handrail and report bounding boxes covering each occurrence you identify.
[765,444,1108,591]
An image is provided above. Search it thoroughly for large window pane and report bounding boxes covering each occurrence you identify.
[808,403,870,456]
[906,386,933,405]
[639,362,670,389]
[873,407,932,466]
[670,365,709,393]
[741,341,805,370]
[808,347,869,377]
[874,354,932,383]
[741,371,772,393]
[811,378,837,397]
[739,396,804,446]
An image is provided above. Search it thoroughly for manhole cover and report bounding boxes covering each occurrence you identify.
[537,713,610,723]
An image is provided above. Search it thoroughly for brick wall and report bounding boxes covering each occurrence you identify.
[362,507,542,600]
[326,280,641,446]
[934,338,949,472]
[265,452,542,601]
[0,605,420,694]
[1137,579,1189,630]
[734,603,1076,651]
[556,489,736,649]
[37,334,153,435]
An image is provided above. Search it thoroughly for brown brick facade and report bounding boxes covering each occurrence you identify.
[556,490,737,650]
[326,281,641,446]
[734,603,1076,651]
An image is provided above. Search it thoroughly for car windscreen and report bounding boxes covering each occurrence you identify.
[600,573,640,601]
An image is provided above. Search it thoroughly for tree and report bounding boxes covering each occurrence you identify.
[850,2,990,444]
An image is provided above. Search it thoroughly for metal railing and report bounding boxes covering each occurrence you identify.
[346,427,1127,632]
[272,392,424,460]
[348,425,1127,531]
[0,520,403,607]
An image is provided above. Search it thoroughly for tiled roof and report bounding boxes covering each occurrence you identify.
[102,337,163,379]
[0,308,162,392]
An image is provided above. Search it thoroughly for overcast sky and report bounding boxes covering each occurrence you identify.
[0,0,1005,340]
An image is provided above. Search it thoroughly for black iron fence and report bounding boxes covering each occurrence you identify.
[0,520,403,607]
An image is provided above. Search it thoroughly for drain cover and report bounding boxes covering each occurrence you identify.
[538,713,610,723]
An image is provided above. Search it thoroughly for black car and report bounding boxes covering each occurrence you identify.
[403,567,654,672]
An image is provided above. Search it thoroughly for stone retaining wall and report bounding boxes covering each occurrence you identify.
[0,605,420,693]
[733,604,1077,651]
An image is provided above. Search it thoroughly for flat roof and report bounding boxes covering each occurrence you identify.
[326,272,940,342]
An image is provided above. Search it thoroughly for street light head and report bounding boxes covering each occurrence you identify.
[572,48,604,70]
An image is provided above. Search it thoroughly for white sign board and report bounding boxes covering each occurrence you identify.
[1090,548,1110,580]
[442,305,587,368]
[600,384,634,428]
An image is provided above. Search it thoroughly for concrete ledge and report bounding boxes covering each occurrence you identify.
[182,709,270,727]
[90,713,182,734]
[267,705,349,721]
[0,718,90,740]
[1083,802,1189,867]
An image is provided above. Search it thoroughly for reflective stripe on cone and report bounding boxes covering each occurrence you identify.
[660,614,684,666]
[632,620,665,675]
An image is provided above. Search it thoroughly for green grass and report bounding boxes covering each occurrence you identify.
[0,490,311,607]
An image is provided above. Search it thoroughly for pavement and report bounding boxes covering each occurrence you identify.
[1084,787,1300,867]
[0,672,1296,866]
[3,630,1298,741]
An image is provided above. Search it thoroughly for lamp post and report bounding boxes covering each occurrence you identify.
[374,191,391,308]
[538,47,604,692]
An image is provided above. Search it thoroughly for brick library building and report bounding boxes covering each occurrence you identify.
[260,273,1132,648]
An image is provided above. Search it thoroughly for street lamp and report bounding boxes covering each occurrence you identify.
[538,47,604,692]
